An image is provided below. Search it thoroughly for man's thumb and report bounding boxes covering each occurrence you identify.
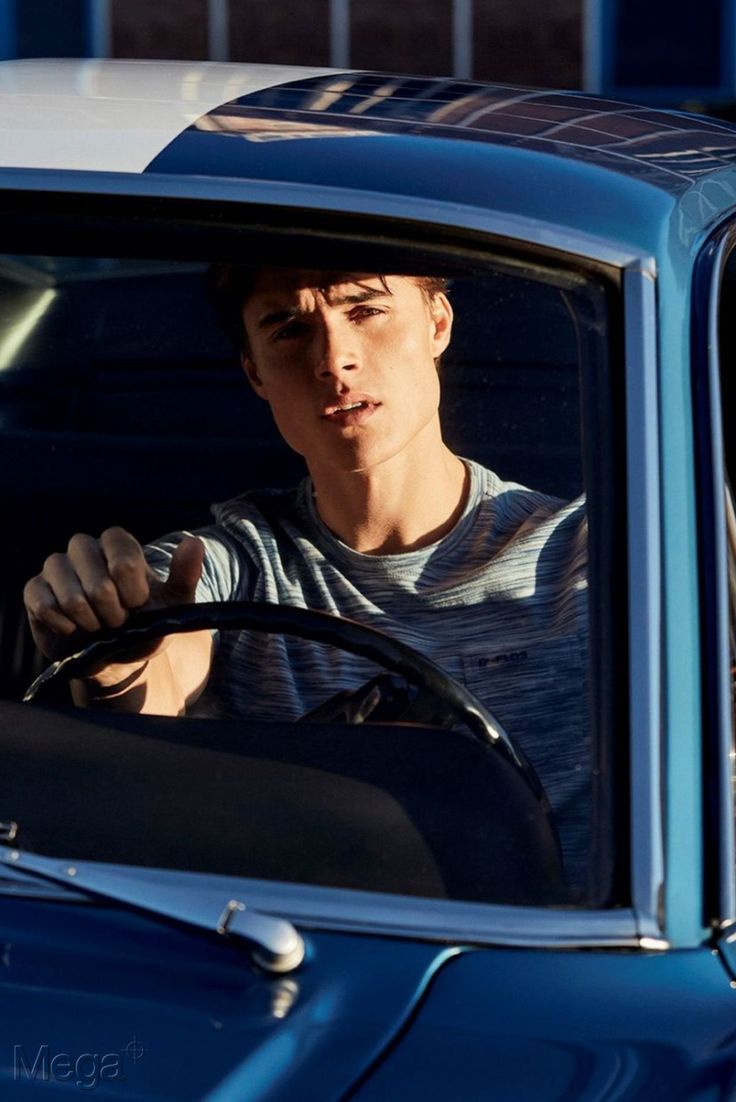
[162,537,205,604]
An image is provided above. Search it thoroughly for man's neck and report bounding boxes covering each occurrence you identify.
[309,442,469,555]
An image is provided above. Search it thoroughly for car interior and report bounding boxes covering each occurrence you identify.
[0,198,625,910]
[0,250,588,697]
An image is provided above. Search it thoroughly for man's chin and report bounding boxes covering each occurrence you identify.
[309,444,410,479]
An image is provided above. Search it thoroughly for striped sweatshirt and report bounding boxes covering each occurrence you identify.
[147,459,590,892]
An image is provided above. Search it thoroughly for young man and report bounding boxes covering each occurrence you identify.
[23,269,588,887]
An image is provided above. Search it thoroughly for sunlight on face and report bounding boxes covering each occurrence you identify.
[241,271,453,475]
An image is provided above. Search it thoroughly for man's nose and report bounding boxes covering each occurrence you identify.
[314,318,359,379]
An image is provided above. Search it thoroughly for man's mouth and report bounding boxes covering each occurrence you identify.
[322,397,380,419]
[326,402,367,416]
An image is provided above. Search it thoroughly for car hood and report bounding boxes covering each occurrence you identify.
[3,880,736,1102]
[0,887,457,1101]
[349,944,736,1102]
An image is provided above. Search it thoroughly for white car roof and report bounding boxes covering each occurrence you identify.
[0,58,335,173]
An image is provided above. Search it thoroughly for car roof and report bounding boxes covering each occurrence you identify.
[0,59,335,173]
[2,58,736,249]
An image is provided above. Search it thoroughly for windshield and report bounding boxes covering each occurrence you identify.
[0,237,620,912]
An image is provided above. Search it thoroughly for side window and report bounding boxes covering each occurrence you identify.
[727,490,736,725]
[725,393,736,780]
[723,260,736,721]
[0,238,621,909]
[715,248,736,900]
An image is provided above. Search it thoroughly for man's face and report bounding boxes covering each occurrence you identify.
[241,271,453,476]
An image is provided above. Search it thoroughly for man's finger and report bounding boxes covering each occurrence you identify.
[64,533,133,629]
[98,527,151,609]
[39,552,105,633]
[23,575,81,638]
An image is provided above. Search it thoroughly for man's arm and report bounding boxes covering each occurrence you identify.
[23,527,213,715]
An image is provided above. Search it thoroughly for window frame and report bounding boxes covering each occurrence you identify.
[695,224,736,929]
[0,177,654,944]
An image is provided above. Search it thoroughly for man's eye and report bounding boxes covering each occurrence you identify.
[351,306,384,321]
[272,320,308,342]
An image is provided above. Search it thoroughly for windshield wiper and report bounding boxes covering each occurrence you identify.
[0,847,305,974]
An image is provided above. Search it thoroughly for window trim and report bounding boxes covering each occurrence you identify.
[624,267,665,937]
[0,181,663,941]
[693,225,736,928]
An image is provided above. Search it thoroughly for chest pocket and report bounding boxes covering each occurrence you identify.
[462,634,589,890]
[464,630,582,719]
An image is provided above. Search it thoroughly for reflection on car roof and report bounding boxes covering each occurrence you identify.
[150,71,736,193]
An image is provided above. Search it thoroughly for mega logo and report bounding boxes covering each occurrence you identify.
[13,1037,147,1091]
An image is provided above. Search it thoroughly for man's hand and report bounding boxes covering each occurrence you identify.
[24,528,211,714]
[23,527,205,664]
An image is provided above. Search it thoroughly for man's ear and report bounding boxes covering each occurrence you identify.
[430,293,453,358]
[242,354,269,401]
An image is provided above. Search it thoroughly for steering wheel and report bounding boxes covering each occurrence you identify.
[24,600,544,798]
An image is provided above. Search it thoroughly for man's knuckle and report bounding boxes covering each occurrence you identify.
[23,590,47,618]
[88,578,117,606]
[43,552,66,573]
[60,594,89,618]
[110,555,139,582]
[22,577,40,601]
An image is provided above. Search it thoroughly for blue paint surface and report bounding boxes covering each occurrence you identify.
[351,947,736,1101]
[0,893,453,1100]
[145,72,736,260]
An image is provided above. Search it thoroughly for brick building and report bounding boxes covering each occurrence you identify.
[4,0,584,88]
[110,0,584,87]
[1,0,732,110]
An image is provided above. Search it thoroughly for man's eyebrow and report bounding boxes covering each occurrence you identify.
[329,287,390,307]
[256,287,389,330]
[257,308,300,331]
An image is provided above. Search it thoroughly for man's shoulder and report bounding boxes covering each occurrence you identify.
[469,460,585,526]
[212,481,308,534]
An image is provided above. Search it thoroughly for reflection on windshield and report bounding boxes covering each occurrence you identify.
[0,252,612,911]
[726,486,736,759]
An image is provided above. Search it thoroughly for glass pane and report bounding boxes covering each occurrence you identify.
[717,248,736,883]
[726,486,736,727]
[0,246,612,909]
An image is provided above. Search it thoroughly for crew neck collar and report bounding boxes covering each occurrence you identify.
[302,458,483,565]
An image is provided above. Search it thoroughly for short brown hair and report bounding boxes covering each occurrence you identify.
[208,266,448,353]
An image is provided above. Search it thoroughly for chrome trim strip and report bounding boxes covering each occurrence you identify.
[0,864,90,901]
[707,233,736,923]
[0,168,656,272]
[235,883,644,948]
[624,267,665,939]
[32,859,644,948]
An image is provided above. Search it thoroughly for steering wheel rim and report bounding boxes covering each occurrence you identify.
[24,600,543,797]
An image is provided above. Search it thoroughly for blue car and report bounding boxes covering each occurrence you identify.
[0,58,734,1099]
